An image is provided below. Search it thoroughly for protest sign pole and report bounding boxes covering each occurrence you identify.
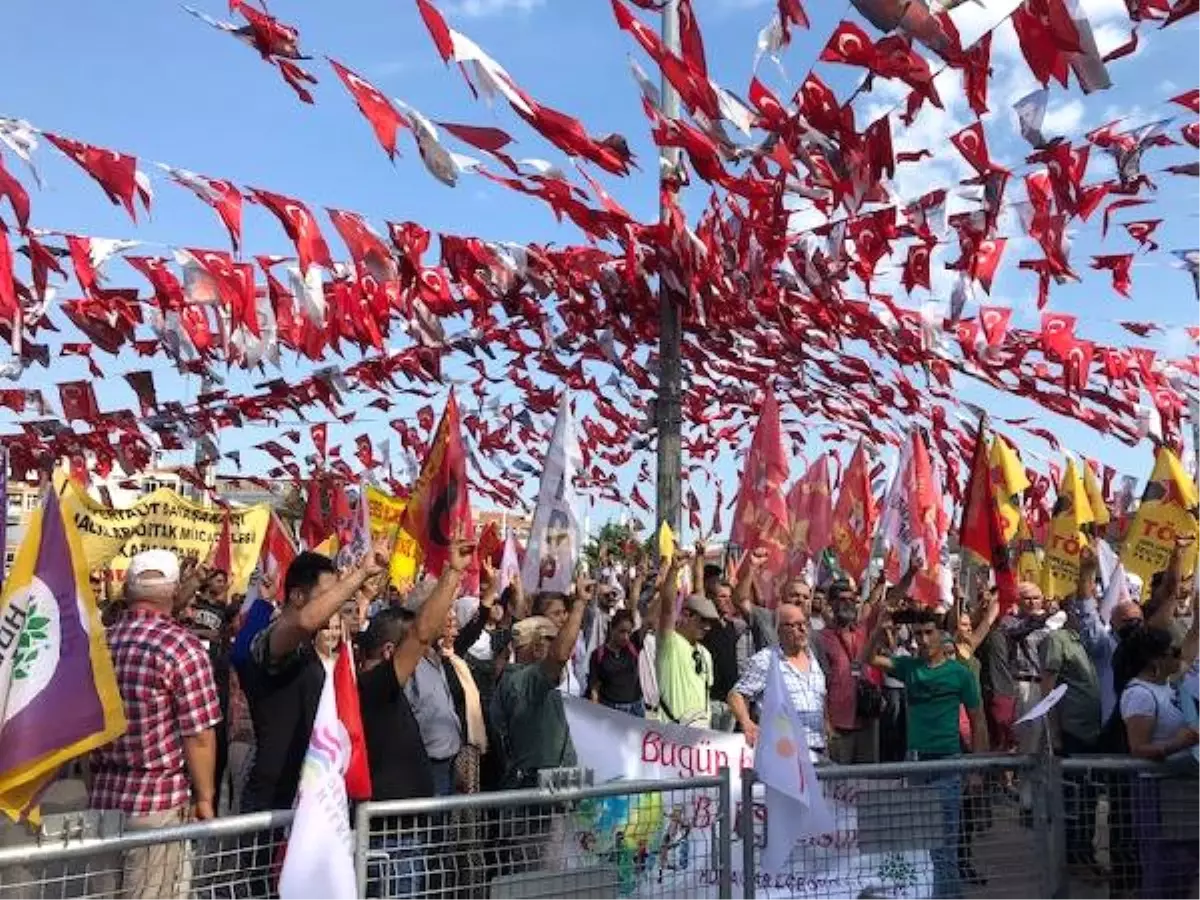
[656,0,683,534]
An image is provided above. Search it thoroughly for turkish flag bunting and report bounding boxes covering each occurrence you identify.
[45,133,140,220]
[949,121,994,176]
[59,380,101,422]
[328,58,408,160]
[247,188,334,274]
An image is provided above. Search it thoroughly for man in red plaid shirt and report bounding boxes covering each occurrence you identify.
[89,549,222,899]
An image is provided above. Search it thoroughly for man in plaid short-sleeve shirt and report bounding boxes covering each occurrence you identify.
[89,550,221,898]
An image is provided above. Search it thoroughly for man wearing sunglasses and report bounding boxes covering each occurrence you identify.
[656,556,722,728]
[864,607,988,899]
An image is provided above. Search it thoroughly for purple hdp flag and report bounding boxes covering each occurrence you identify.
[0,489,114,779]
[0,446,7,594]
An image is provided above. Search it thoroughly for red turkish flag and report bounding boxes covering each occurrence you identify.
[1171,89,1200,112]
[247,188,333,274]
[45,134,140,220]
[978,305,1012,347]
[1040,311,1078,359]
[126,256,185,311]
[0,229,19,321]
[0,154,30,233]
[820,20,877,67]
[1122,219,1161,251]
[124,370,157,416]
[949,121,994,175]
[1090,253,1134,297]
[328,58,408,160]
[730,386,791,576]
[901,241,932,293]
[1062,339,1094,393]
[59,380,101,422]
[327,208,395,279]
[310,422,328,459]
[971,237,1006,293]
[355,434,376,470]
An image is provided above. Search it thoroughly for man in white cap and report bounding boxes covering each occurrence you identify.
[656,555,721,728]
[89,549,222,899]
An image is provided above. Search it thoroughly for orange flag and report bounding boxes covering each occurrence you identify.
[830,440,876,582]
[401,391,470,576]
[959,420,1019,615]
[730,386,790,572]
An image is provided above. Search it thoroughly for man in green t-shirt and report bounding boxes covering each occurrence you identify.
[865,608,989,899]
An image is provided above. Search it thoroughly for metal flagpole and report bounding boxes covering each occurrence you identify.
[656,0,684,535]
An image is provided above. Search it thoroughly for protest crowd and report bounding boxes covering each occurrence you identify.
[29,414,1192,900]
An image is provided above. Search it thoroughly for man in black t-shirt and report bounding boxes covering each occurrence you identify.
[239,549,384,814]
[357,536,474,897]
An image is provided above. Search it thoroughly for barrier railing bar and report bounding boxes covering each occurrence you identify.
[741,766,757,900]
[358,773,727,819]
[813,753,1039,780]
[0,809,294,866]
[717,765,733,900]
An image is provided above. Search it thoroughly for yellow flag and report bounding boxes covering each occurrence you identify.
[1120,446,1199,591]
[1081,461,1111,527]
[1015,516,1042,585]
[1040,458,1095,601]
[658,520,676,562]
[365,486,421,589]
[989,436,1030,543]
[314,533,340,557]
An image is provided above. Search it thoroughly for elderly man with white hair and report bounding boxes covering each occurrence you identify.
[89,549,222,900]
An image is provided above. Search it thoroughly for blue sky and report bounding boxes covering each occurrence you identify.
[1,0,1197,535]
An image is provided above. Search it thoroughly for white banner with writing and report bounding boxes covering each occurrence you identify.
[562,698,932,899]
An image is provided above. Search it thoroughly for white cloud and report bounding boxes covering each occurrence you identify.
[449,0,544,17]
[1043,98,1086,135]
[1078,0,1133,24]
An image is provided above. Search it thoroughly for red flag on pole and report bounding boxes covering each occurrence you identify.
[401,391,470,576]
[830,440,876,582]
[786,455,834,573]
[729,386,790,573]
[959,419,1019,616]
[332,639,373,801]
[209,510,233,574]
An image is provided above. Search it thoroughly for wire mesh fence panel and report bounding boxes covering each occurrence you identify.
[740,757,1051,900]
[0,811,292,900]
[356,775,731,900]
[1059,756,1199,900]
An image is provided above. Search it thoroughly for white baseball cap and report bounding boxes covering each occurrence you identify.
[126,549,181,587]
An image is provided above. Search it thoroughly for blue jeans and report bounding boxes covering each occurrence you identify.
[601,699,645,717]
[431,758,455,797]
[366,834,426,898]
[911,769,963,899]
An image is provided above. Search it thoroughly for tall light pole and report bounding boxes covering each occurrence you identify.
[656,0,684,535]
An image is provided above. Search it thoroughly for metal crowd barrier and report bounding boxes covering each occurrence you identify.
[0,758,1194,899]
[741,754,1054,900]
[0,809,293,899]
[1054,755,1199,900]
[353,772,732,900]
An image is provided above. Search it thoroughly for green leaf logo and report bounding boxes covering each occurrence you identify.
[12,600,49,682]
